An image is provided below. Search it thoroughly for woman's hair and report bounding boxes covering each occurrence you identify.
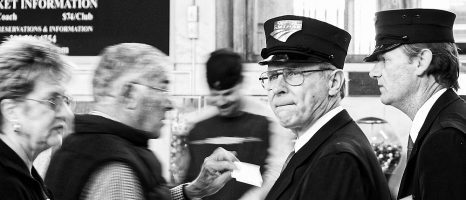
[402,42,460,90]
[0,36,70,127]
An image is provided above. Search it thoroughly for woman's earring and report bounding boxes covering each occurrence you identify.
[13,123,21,133]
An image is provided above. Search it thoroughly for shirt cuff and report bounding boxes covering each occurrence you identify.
[170,183,189,200]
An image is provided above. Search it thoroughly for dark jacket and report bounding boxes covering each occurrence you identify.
[0,138,53,200]
[45,114,170,200]
[186,112,270,200]
[265,110,391,200]
[398,89,466,200]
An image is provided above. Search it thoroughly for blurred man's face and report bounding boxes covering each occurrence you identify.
[209,84,242,117]
[266,63,331,131]
[369,47,418,108]
[132,75,172,138]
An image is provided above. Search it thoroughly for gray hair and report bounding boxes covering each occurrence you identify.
[402,42,460,90]
[0,36,70,127]
[317,62,346,99]
[92,43,170,102]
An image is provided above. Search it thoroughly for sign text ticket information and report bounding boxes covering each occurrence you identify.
[0,0,169,55]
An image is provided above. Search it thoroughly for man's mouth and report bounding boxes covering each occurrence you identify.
[275,101,295,108]
[219,103,232,109]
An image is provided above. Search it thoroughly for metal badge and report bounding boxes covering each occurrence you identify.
[270,20,302,42]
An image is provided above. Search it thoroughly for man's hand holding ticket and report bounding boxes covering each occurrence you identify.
[231,161,263,187]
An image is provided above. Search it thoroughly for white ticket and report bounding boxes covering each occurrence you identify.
[231,161,263,187]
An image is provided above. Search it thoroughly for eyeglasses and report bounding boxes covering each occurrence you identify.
[22,95,75,112]
[130,81,173,111]
[130,82,170,94]
[259,68,332,90]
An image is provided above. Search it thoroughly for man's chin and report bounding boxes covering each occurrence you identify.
[218,107,234,116]
[277,118,297,129]
[379,96,392,106]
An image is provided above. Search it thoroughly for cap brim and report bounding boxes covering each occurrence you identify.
[364,43,402,62]
[259,49,326,65]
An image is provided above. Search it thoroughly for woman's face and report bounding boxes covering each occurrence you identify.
[16,77,74,154]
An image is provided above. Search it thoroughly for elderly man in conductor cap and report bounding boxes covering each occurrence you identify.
[258,15,391,200]
[366,9,466,200]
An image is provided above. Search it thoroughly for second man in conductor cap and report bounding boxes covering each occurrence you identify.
[366,8,466,200]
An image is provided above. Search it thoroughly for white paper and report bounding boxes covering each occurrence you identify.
[399,195,413,200]
[231,161,263,187]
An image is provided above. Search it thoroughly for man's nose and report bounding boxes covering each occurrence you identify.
[369,62,382,79]
[269,75,287,95]
[164,98,174,111]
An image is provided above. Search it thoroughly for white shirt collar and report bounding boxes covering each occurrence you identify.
[88,110,119,122]
[410,88,447,142]
[294,106,344,152]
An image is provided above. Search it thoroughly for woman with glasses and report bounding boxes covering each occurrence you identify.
[0,36,74,200]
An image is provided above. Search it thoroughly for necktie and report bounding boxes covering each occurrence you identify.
[407,135,414,159]
[281,150,295,173]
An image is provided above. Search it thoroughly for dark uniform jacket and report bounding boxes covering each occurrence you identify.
[0,138,53,200]
[45,114,170,200]
[265,110,391,200]
[398,89,466,200]
[186,112,270,200]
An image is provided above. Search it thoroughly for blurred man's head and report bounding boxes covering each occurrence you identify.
[366,9,459,109]
[206,49,244,117]
[259,15,351,133]
[93,43,172,138]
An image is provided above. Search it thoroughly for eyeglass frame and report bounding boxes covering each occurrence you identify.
[21,94,75,112]
[259,68,332,90]
[129,81,173,111]
[129,81,171,94]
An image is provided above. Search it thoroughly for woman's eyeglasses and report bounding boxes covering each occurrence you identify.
[259,68,331,90]
[22,95,75,111]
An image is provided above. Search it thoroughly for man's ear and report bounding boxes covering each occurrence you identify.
[120,83,138,110]
[328,69,344,97]
[415,49,433,76]
[0,99,19,123]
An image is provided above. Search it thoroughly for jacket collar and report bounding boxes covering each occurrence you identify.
[75,114,151,147]
[0,138,30,176]
[267,110,353,199]
[399,89,460,198]
[0,138,44,187]
[408,88,459,161]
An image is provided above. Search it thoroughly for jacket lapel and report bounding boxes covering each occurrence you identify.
[399,89,459,197]
[266,110,353,200]
[0,139,31,178]
[407,89,458,162]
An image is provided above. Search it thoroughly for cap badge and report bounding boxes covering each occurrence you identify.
[271,20,302,42]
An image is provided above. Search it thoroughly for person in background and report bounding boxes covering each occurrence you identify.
[259,15,391,200]
[184,49,294,200]
[0,36,74,200]
[45,43,238,200]
[365,9,466,200]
